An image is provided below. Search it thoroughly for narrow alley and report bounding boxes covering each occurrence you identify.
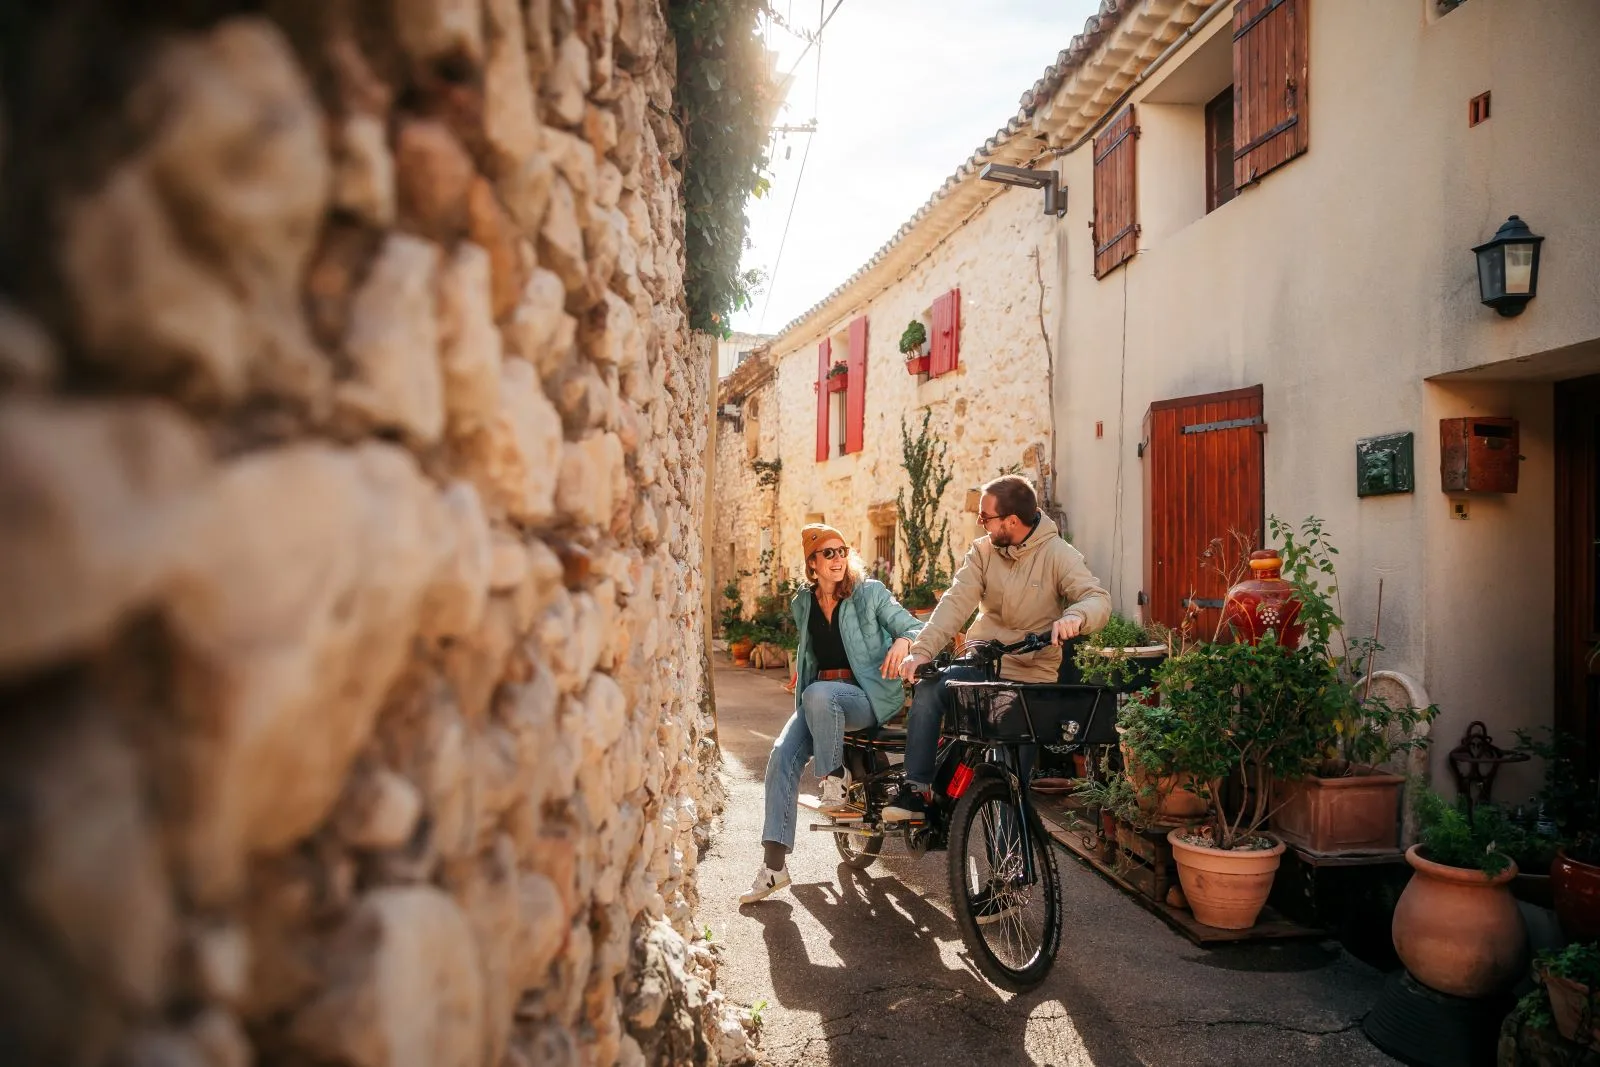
[699,662,1399,1067]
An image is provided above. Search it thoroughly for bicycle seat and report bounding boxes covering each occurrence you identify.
[847,710,907,745]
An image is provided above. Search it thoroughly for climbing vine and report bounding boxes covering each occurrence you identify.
[897,411,956,610]
[669,0,775,336]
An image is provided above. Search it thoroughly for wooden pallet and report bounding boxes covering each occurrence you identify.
[1036,804,1327,946]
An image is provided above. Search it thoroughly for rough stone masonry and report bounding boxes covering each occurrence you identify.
[0,2,743,1065]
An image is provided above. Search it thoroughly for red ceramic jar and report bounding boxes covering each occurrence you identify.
[1221,550,1304,647]
[1552,848,1600,942]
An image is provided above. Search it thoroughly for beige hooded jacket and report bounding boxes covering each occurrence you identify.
[909,512,1111,682]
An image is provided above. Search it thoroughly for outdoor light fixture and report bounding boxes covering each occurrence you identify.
[1472,214,1544,317]
[979,163,1067,217]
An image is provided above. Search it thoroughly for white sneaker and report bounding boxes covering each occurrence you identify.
[739,865,791,905]
[817,771,856,815]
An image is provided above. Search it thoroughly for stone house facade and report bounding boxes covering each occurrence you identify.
[0,2,747,1066]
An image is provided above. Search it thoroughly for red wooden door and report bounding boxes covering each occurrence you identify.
[1142,385,1266,638]
[1555,374,1600,777]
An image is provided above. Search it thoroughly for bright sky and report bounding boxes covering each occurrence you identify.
[731,0,1106,337]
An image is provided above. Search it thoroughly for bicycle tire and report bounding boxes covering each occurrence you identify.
[947,775,1062,992]
[833,828,883,869]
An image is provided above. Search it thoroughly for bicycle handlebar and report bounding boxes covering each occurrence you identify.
[912,630,1056,680]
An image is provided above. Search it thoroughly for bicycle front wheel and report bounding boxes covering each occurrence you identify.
[947,775,1062,992]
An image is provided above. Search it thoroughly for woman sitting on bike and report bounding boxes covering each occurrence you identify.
[740,523,925,904]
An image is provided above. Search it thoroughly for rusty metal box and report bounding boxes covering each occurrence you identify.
[1439,417,1519,493]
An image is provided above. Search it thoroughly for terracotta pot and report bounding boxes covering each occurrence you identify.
[1271,769,1404,853]
[826,374,848,393]
[729,638,754,666]
[1167,829,1285,930]
[1391,845,1526,998]
[1552,848,1600,942]
[1120,741,1207,822]
[904,354,930,375]
[1541,970,1600,1050]
[1221,549,1304,648]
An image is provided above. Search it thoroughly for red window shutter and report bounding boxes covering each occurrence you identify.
[929,289,960,377]
[1232,0,1309,190]
[815,337,831,462]
[1092,105,1138,278]
[844,316,868,454]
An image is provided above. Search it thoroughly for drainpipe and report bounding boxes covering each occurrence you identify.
[1050,0,1234,157]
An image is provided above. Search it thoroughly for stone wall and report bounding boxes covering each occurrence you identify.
[0,2,739,1066]
[710,357,779,618]
[758,185,1059,592]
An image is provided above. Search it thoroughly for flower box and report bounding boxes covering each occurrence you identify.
[826,374,848,393]
[904,355,930,375]
[1270,768,1404,854]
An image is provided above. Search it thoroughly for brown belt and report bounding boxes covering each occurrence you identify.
[816,668,856,683]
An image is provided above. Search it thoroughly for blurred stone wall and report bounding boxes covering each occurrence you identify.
[0,2,735,1065]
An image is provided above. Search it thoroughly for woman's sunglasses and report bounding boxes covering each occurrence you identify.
[812,546,850,561]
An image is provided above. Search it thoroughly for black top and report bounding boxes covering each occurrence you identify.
[808,592,850,672]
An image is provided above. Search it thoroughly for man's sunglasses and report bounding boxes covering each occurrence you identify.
[812,546,850,561]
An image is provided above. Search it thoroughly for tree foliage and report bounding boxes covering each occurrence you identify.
[669,0,774,335]
[896,411,955,610]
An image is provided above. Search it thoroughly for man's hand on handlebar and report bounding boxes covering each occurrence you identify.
[898,651,930,682]
[1050,615,1084,646]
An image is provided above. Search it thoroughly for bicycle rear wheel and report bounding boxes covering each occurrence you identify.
[833,827,883,869]
[947,775,1061,992]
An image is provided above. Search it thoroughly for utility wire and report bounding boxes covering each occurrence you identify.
[780,0,844,85]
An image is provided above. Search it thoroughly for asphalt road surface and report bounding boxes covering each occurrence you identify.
[698,661,1401,1067]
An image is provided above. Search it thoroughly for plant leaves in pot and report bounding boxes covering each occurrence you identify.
[1390,789,1527,998]
[1535,942,1600,1051]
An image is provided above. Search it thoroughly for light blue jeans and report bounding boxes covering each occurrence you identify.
[762,681,877,850]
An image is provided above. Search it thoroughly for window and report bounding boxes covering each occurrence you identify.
[1092,106,1139,278]
[1205,87,1235,212]
[928,289,962,376]
[813,316,869,461]
[1232,0,1309,190]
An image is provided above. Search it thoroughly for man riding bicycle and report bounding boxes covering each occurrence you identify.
[887,475,1110,822]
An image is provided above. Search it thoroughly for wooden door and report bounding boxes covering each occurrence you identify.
[1142,385,1266,638]
[1555,374,1600,777]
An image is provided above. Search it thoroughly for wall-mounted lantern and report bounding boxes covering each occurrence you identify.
[1472,215,1543,317]
[979,163,1067,217]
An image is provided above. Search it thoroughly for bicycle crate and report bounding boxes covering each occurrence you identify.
[943,682,1115,745]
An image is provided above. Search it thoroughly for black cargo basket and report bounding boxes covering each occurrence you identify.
[943,682,1114,746]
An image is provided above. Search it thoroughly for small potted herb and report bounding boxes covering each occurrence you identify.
[1536,942,1600,1050]
[1390,789,1527,998]
[1073,612,1166,692]
[899,319,929,375]
[826,362,849,392]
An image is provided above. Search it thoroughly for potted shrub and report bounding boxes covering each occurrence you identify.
[1072,756,1151,863]
[826,362,849,392]
[1074,613,1167,693]
[1263,517,1439,854]
[726,620,756,667]
[1121,637,1336,929]
[1390,789,1527,998]
[899,320,929,375]
[1536,942,1600,1051]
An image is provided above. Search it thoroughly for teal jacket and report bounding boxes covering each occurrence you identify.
[791,578,925,724]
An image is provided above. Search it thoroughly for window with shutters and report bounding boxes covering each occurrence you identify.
[1232,0,1309,191]
[814,318,869,461]
[1205,87,1236,212]
[1092,106,1138,278]
[928,289,961,378]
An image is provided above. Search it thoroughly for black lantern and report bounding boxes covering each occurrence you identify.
[1472,215,1544,317]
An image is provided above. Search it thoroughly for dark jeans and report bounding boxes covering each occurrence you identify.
[905,666,1038,790]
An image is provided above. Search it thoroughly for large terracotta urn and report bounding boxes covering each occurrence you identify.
[1391,845,1526,998]
[1168,829,1286,929]
[1221,550,1304,647]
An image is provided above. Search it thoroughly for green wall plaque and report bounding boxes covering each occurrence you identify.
[1356,432,1415,497]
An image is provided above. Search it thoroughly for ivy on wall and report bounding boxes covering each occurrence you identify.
[669,0,774,336]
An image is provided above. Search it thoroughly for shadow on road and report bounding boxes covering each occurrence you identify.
[745,859,1142,1067]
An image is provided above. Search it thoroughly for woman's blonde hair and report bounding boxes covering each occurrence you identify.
[806,548,867,599]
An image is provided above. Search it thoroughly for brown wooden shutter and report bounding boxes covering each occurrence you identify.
[1233,0,1309,190]
[929,289,960,377]
[815,337,831,462]
[1142,386,1266,638]
[844,316,868,454]
[1092,106,1138,279]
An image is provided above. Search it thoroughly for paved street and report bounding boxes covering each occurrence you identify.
[698,661,1402,1067]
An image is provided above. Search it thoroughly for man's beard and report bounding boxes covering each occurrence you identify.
[990,528,1015,547]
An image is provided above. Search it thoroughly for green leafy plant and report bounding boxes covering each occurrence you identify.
[896,411,955,612]
[898,319,927,355]
[1268,516,1439,774]
[1071,752,1150,831]
[1539,942,1600,988]
[669,1,776,336]
[826,361,848,380]
[748,998,770,1032]
[752,457,782,488]
[1119,637,1342,850]
[1073,613,1158,690]
[1412,786,1514,876]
